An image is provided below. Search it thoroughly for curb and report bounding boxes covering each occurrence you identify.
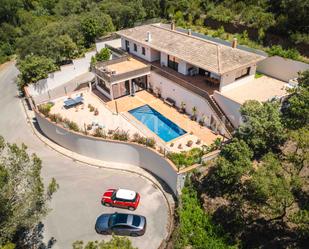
[21,98,175,249]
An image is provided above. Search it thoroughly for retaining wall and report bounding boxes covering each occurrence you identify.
[35,111,181,195]
[257,56,309,82]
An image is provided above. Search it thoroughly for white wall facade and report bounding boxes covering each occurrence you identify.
[213,91,242,127]
[96,38,121,52]
[160,52,168,66]
[220,74,255,92]
[149,72,223,130]
[220,64,256,91]
[257,56,309,82]
[27,51,96,97]
[121,37,160,62]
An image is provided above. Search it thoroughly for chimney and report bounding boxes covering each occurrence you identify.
[171,21,175,31]
[232,38,237,48]
[187,29,192,36]
[147,31,152,42]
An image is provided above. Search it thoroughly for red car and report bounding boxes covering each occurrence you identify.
[101,188,140,211]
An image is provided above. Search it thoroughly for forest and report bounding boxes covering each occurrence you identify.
[0,0,308,69]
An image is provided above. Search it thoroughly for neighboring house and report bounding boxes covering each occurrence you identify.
[92,23,268,135]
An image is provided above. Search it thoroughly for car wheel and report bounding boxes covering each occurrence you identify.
[130,232,139,237]
[104,203,111,207]
[128,206,135,211]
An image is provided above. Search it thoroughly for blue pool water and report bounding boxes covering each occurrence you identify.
[129,105,186,142]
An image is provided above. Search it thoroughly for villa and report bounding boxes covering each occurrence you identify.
[92,23,266,136]
[26,22,299,155]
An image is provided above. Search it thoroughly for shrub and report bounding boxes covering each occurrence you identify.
[186,140,193,147]
[174,184,234,249]
[49,113,63,123]
[96,48,111,62]
[145,137,156,148]
[38,102,54,116]
[88,104,95,112]
[63,118,79,132]
[112,130,130,141]
[132,132,146,144]
[167,148,203,167]
[267,45,301,60]
[93,127,106,138]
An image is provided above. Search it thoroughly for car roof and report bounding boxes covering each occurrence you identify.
[116,189,136,200]
[112,213,141,227]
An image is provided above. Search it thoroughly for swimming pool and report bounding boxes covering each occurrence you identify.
[129,105,186,142]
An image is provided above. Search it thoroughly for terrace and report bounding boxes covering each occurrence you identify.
[47,89,222,153]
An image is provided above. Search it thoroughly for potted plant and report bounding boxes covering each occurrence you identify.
[191,106,197,121]
[199,115,206,126]
[148,83,153,93]
[180,101,186,113]
[186,140,193,147]
[155,87,161,98]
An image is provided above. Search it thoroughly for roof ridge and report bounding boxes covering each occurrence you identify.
[150,23,220,48]
[217,45,221,74]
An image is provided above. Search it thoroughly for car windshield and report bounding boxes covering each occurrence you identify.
[109,213,128,226]
[132,215,141,227]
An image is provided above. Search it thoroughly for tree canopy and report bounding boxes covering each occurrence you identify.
[197,71,309,248]
[72,236,137,249]
[0,135,58,248]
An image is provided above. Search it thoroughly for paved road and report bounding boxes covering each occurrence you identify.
[0,62,169,249]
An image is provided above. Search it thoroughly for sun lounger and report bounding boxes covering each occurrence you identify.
[164,97,176,107]
[64,96,84,108]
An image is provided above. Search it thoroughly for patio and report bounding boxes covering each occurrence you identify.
[48,89,222,153]
[106,90,222,146]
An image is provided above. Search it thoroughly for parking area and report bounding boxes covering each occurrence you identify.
[42,161,170,249]
[0,62,170,249]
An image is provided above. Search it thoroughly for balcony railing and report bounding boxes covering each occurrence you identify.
[94,65,151,83]
[151,65,235,135]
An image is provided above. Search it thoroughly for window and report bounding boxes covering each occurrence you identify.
[134,43,137,52]
[142,47,146,55]
[125,40,130,52]
[235,67,250,80]
[132,216,141,226]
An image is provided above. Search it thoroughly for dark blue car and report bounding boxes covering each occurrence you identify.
[95,212,146,236]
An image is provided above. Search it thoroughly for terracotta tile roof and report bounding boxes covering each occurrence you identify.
[117,24,265,75]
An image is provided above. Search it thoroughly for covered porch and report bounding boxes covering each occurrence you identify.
[94,56,151,100]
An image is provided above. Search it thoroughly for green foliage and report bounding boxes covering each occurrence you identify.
[247,153,295,220]
[0,136,58,246]
[290,32,309,45]
[96,48,111,62]
[0,243,15,249]
[38,102,54,117]
[72,235,137,249]
[174,183,236,249]
[112,130,130,141]
[282,70,309,129]
[17,55,58,87]
[213,138,253,187]
[267,45,301,60]
[81,12,114,47]
[167,148,203,168]
[63,119,80,132]
[255,72,264,78]
[237,100,286,157]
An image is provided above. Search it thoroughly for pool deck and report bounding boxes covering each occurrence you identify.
[106,91,222,145]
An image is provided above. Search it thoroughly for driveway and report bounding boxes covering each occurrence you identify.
[0,61,169,249]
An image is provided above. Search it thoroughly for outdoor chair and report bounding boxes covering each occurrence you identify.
[63,95,84,108]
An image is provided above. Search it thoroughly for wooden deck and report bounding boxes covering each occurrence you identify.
[151,61,219,95]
